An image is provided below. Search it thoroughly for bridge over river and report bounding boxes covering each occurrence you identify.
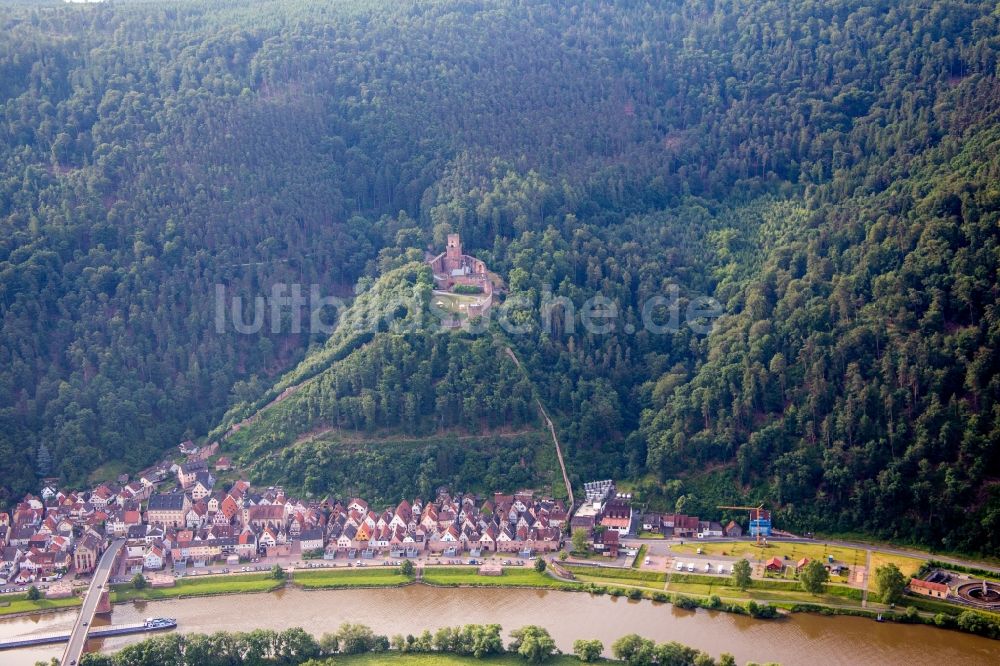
[60,538,124,665]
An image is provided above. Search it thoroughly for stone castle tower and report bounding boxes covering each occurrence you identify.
[445,233,462,272]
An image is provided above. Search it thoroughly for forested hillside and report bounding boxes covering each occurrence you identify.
[213,263,561,502]
[2,0,999,551]
[642,125,1000,552]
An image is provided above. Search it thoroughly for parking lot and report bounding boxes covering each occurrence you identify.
[668,557,732,576]
[628,544,739,578]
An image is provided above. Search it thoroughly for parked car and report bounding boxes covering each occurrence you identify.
[675,561,683,571]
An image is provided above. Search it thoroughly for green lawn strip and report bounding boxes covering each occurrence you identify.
[905,596,964,616]
[565,565,666,584]
[570,575,664,592]
[631,545,648,568]
[0,594,82,616]
[112,573,283,602]
[665,579,863,608]
[333,654,587,665]
[421,567,575,589]
[292,568,413,589]
[667,572,858,598]
[744,588,862,607]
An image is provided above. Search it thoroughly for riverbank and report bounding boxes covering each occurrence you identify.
[0,594,81,618]
[0,584,998,666]
[5,585,1000,666]
[421,567,575,589]
[553,563,1000,639]
[8,562,999,642]
[111,572,284,603]
[562,563,860,607]
[294,568,414,589]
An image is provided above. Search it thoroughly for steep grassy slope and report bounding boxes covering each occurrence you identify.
[217,263,560,500]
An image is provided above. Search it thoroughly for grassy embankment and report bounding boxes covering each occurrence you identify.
[112,573,285,602]
[0,593,82,617]
[293,568,414,589]
[112,568,420,602]
[421,567,577,590]
[564,564,862,609]
[666,572,862,608]
[566,565,666,589]
[111,566,573,604]
[904,594,1000,622]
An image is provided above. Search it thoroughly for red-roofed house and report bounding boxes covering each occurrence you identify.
[909,578,949,599]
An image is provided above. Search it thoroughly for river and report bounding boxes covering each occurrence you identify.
[1,586,997,665]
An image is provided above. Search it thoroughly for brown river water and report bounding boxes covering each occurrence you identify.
[1,586,997,665]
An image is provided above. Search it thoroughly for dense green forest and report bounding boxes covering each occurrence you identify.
[2,0,999,552]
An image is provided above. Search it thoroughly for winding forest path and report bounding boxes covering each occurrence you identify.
[504,346,575,515]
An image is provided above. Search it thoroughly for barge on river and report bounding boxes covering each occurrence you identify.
[0,617,176,650]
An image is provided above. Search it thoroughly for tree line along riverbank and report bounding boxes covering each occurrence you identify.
[70,622,776,666]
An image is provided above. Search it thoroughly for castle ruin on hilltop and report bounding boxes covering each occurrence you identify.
[427,234,497,321]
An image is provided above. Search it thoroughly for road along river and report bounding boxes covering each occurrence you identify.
[1,585,997,665]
